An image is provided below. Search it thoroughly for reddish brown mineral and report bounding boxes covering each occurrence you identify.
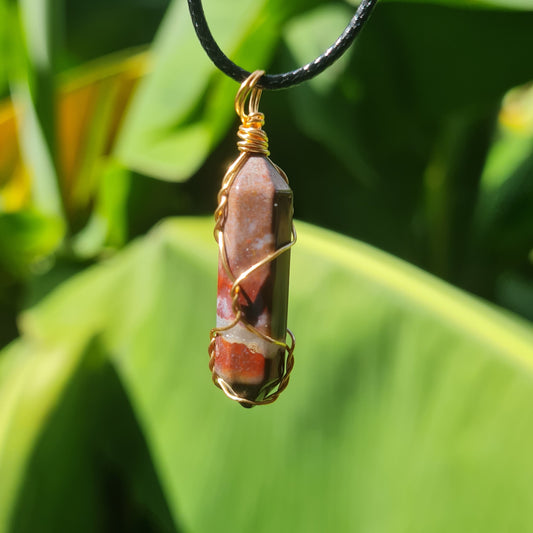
[214,155,293,403]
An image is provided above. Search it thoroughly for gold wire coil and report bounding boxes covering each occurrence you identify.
[209,70,296,407]
[235,70,270,156]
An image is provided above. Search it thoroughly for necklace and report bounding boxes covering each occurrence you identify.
[187,0,378,407]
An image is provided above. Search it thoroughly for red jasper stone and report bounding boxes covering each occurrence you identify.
[214,155,292,403]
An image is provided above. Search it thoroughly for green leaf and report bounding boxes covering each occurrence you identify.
[115,0,323,181]
[0,339,180,533]
[115,0,270,180]
[3,217,533,531]
[0,0,9,99]
[8,0,65,220]
[0,251,177,532]
[0,340,90,529]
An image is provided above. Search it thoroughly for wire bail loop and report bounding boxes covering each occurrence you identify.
[234,70,270,156]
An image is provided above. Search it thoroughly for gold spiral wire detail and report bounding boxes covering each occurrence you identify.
[209,71,296,406]
[235,70,269,156]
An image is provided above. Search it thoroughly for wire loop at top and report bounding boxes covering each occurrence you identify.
[187,0,378,90]
[235,71,270,156]
[234,70,264,119]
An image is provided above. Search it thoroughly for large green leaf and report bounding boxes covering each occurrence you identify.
[0,253,177,532]
[2,217,533,532]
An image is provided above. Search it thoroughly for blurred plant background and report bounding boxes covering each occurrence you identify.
[1,0,533,531]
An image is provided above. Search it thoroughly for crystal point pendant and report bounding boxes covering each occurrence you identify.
[209,71,295,407]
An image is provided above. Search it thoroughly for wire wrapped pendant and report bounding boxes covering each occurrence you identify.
[209,71,296,407]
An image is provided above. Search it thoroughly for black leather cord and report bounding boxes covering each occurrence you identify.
[187,0,378,90]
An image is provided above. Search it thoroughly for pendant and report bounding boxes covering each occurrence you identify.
[209,71,296,407]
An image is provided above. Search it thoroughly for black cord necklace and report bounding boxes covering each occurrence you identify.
[188,0,378,407]
[187,0,378,89]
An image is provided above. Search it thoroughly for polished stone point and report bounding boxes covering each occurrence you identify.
[215,155,293,403]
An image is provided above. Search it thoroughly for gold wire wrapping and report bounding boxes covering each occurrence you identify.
[209,70,296,406]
